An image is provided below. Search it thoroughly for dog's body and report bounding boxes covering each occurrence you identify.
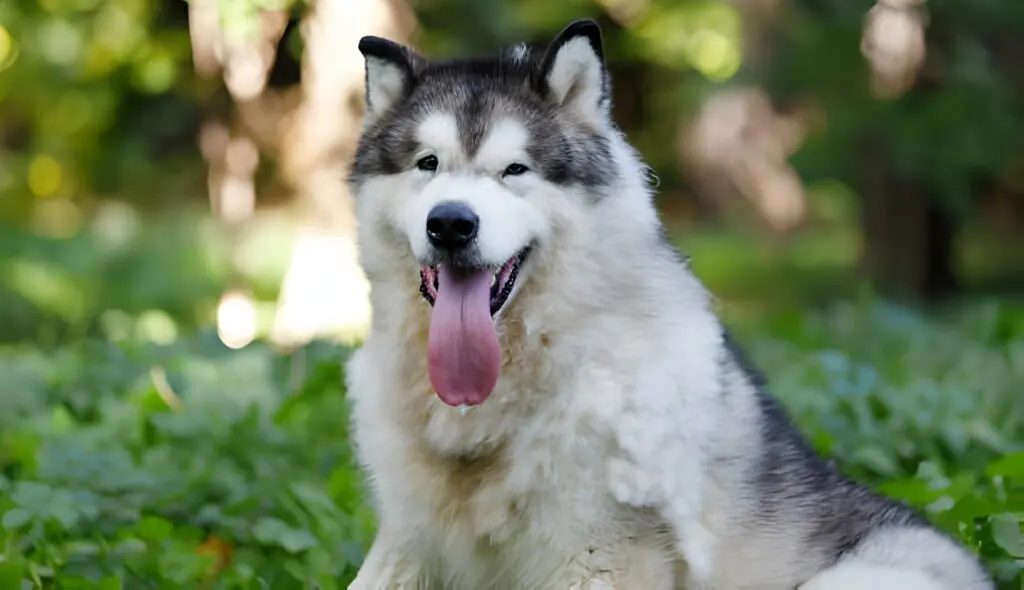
[344,20,993,590]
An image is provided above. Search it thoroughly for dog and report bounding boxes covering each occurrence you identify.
[342,19,994,590]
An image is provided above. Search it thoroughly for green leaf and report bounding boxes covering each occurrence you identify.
[47,493,81,529]
[253,517,318,553]
[10,481,51,509]
[990,513,1024,557]
[158,545,212,585]
[252,517,290,543]
[113,538,147,556]
[47,404,78,434]
[877,478,939,507]
[137,516,174,541]
[279,528,319,554]
[290,480,341,520]
[0,562,24,588]
[849,445,899,477]
[986,452,1024,479]
[59,574,107,589]
[2,508,32,530]
[98,575,124,590]
[65,540,101,556]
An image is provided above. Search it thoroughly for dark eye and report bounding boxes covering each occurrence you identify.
[502,163,529,177]
[416,155,439,172]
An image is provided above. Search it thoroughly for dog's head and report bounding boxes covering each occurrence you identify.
[350,20,652,408]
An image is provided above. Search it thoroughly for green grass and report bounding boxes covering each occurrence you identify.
[0,212,1023,588]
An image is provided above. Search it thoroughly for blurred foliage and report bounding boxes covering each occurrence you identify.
[0,0,755,224]
[0,0,203,223]
[763,0,1024,215]
[2,0,1022,223]
[0,206,297,345]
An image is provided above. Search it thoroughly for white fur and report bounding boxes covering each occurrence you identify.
[475,119,531,174]
[543,36,605,123]
[509,43,530,64]
[398,115,549,269]
[415,113,463,165]
[800,563,945,590]
[799,527,993,590]
[346,31,991,590]
[364,56,409,123]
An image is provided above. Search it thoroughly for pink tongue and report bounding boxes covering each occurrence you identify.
[427,265,502,406]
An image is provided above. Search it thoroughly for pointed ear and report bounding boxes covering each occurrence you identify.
[534,20,610,123]
[357,36,421,122]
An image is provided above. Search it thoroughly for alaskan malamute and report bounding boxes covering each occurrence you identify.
[343,19,993,590]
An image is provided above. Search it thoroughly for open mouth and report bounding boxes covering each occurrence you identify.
[419,247,530,316]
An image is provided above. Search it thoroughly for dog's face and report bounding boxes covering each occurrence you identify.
[349,21,622,408]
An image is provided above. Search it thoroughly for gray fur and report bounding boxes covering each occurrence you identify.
[350,41,614,192]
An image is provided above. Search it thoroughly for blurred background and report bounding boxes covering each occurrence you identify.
[1,0,1023,588]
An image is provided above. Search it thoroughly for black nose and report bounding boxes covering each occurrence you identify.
[426,201,479,251]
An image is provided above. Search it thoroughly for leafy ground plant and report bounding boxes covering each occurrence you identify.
[0,337,373,588]
[0,301,1021,588]
[748,300,1024,587]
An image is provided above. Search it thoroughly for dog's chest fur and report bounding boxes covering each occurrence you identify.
[419,428,626,581]
[347,315,674,588]
[421,420,667,589]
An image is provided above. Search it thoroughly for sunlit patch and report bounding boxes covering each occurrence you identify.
[861,0,927,98]
[135,309,179,345]
[133,49,178,94]
[687,30,740,82]
[0,25,18,71]
[218,291,258,349]
[90,201,141,249]
[39,19,82,67]
[31,198,82,239]
[9,259,84,321]
[28,155,63,199]
[271,232,371,347]
[99,309,134,342]
[594,0,648,27]
[630,1,743,82]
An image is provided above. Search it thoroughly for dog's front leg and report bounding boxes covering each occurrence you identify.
[348,531,427,590]
[560,545,675,590]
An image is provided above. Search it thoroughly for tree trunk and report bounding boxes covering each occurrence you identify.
[856,0,962,302]
[858,136,958,301]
